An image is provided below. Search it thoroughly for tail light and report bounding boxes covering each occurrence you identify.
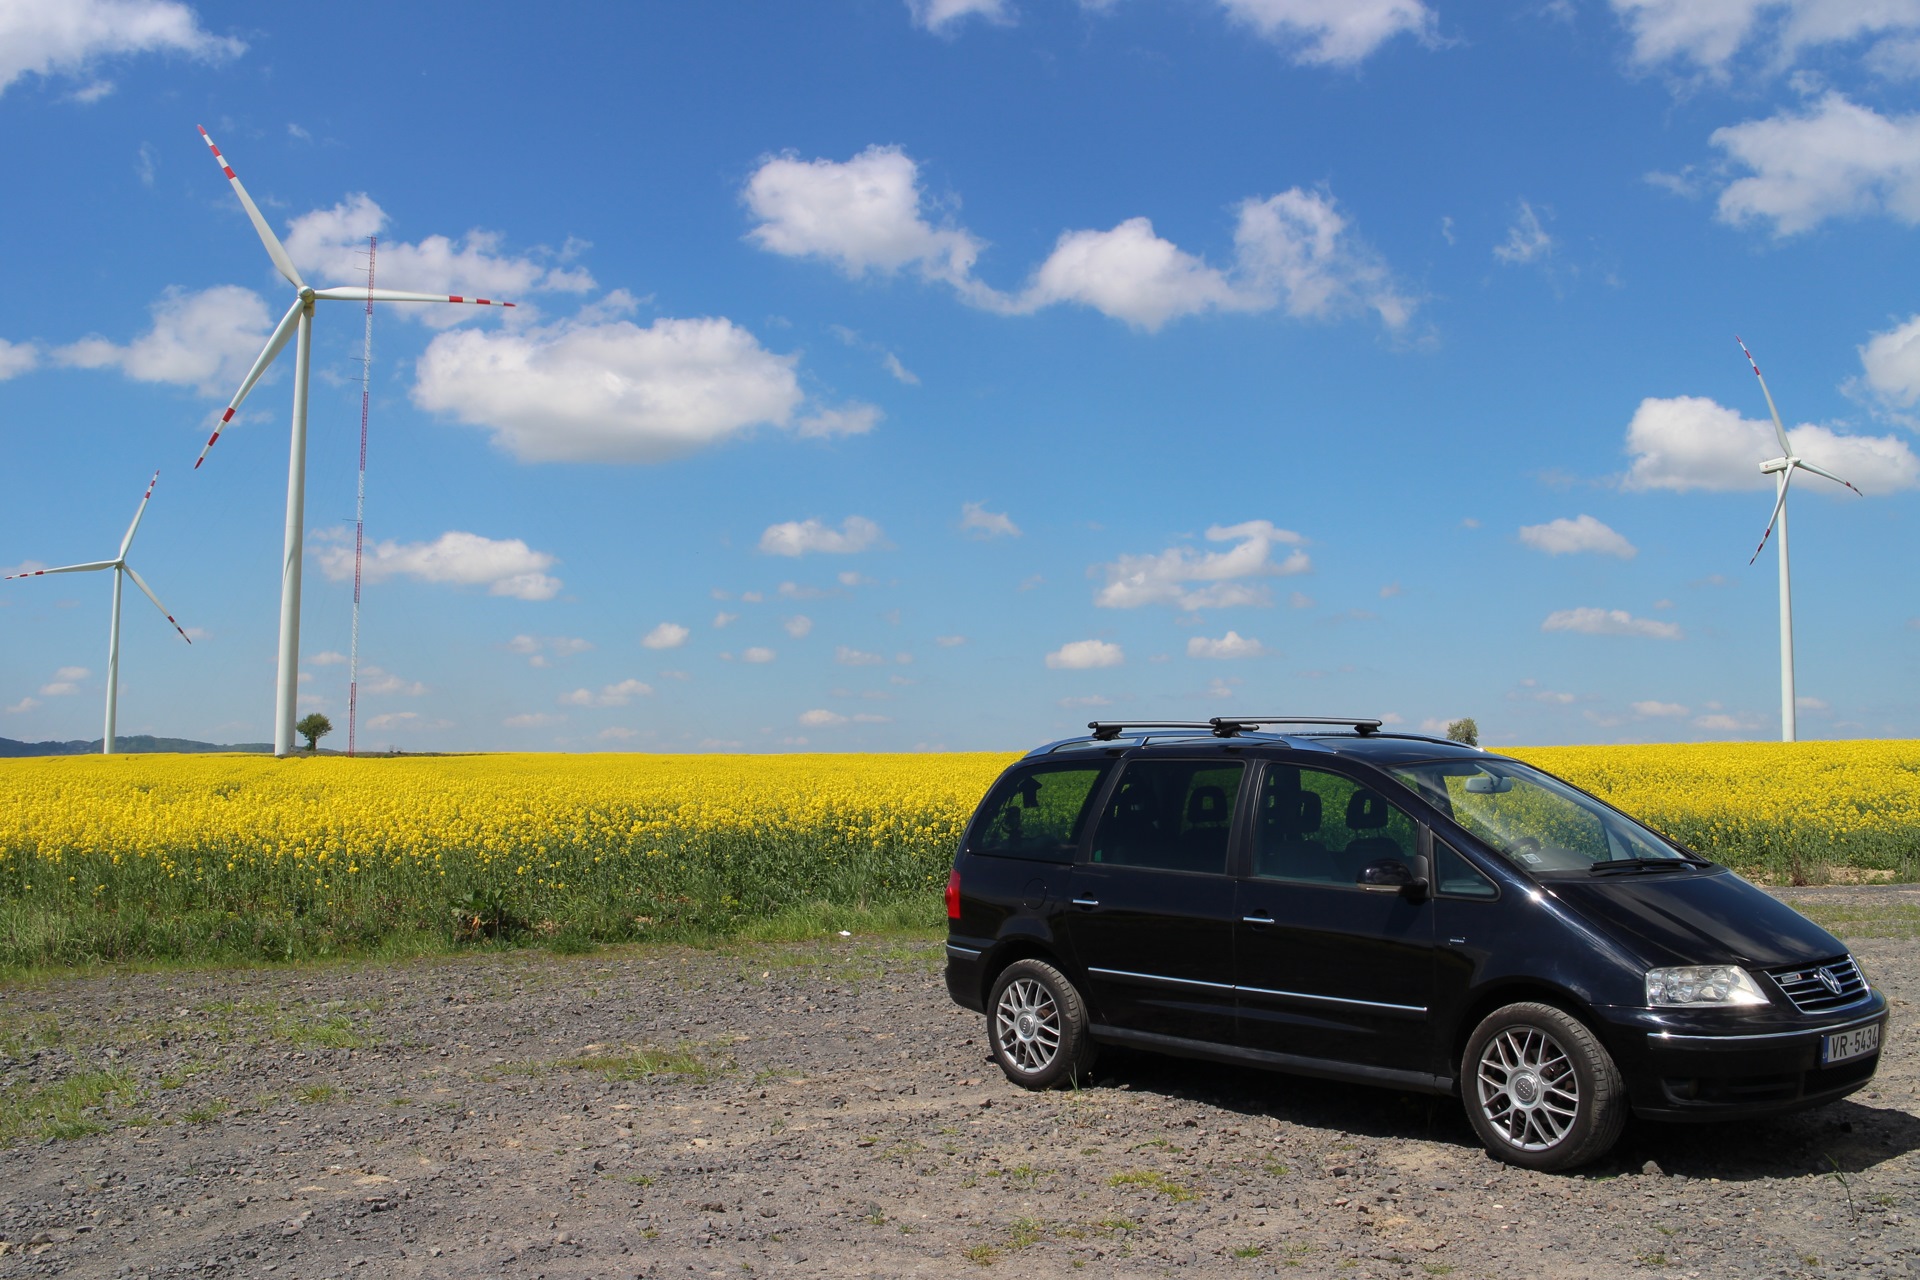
[945,868,962,920]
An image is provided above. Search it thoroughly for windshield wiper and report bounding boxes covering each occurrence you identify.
[1589,857,1707,875]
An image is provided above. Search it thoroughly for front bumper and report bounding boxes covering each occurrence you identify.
[1595,992,1889,1121]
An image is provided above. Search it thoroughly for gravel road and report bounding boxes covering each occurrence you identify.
[2,887,1916,1279]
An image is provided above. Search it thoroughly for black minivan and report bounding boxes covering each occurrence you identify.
[943,717,1888,1171]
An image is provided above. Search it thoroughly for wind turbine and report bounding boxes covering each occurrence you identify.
[193,126,514,756]
[4,471,192,754]
[1737,338,1862,744]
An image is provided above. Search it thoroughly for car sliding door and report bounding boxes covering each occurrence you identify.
[1063,757,1244,1044]
[1235,761,1435,1072]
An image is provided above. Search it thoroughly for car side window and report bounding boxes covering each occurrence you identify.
[1433,837,1498,899]
[970,763,1112,863]
[1089,759,1243,875]
[1253,764,1418,885]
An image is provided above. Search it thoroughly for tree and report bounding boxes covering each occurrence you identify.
[296,712,333,754]
[1445,717,1479,747]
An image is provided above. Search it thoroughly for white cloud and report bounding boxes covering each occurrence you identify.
[642,622,689,650]
[414,315,807,464]
[40,681,80,697]
[1095,519,1310,610]
[744,145,983,285]
[836,645,886,666]
[799,708,847,727]
[1494,201,1554,265]
[783,615,813,639]
[56,285,271,396]
[883,352,920,385]
[935,634,967,647]
[0,338,38,380]
[1711,94,1920,236]
[1047,639,1125,669]
[741,647,776,664]
[1796,695,1830,710]
[1215,0,1435,66]
[314,529,562,600]
[599,726,638,741]
[1059,694,1113,709]
[1518,514,1638,558]
[759,516,884,556]
[1633,700,1691,717]
[906,0,1013,30]
[359,666,427,696]
[1622,395,1920,492]
[366,711,418,730]
[310,650,348,666]
[1542,607,1684,640]
[4,697,38,714]
[745,149,1410,332]
[1611,0,1920,77]
[0,0,243,98]
[1187,630,1268,659]
[795,402,883,439]
[504,634,592,667]
[283,194,593,320]
[55,666,89,681]
[1694,712,1757,733]
[960,502,1021,538]
[559,678,653,708]
[504,712,563,728]
[712,611,738,629]
[1860,313,1920,412]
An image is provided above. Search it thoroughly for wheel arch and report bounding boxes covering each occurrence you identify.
[1449,979,1611,1079]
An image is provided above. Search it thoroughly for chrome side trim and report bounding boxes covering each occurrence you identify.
[1238,984,1427,1015]
[1086,966,1235,993]
[1085,966,1425,1012]
[1648,1011,1885,1045]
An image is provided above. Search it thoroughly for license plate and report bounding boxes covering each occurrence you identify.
[1822,1023,1880,1066]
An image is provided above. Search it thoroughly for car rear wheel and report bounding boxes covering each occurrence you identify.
[1463,1002,1625,1172]
[987,958,1098,1089]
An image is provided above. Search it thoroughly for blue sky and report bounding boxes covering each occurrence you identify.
[2,0,1918,752]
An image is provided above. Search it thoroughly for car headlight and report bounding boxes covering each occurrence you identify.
[1646,965,1769,1008]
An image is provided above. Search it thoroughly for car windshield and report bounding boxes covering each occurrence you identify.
[1388,757,1698,873]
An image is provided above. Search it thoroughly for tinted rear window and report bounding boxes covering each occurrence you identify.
[969,762,1114,862]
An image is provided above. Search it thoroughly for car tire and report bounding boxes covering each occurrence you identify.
[1462,1001,1625,1172]
[987,958,1099,1090]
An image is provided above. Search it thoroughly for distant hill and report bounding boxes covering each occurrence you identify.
[0,735,274,758]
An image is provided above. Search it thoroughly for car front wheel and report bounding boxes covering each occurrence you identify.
[1463,1001,1625,1172]
[987,958,1098,1089]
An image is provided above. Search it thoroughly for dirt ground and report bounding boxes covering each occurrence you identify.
[2,887,1917,1279]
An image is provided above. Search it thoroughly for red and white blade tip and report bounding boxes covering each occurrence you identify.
[197,125,234,178]
[142,470,159,497]
[1736,336,1762,375]
[194,407,236,468]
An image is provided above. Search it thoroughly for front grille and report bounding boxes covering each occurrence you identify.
[1768,955,1870,1014]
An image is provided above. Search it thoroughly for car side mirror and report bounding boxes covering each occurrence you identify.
[1357,858,1429,900]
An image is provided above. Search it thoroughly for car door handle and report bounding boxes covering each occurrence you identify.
[1241,912,1274,926]
[1071,896,1100,908]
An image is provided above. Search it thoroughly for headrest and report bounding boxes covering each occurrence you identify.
[1346,789,1390,831]
[1262,789,1321,834]
[1186,785,1228,823]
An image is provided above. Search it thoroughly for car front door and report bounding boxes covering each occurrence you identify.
[1063,755,1245,1045]
[1235,760,1436,1072]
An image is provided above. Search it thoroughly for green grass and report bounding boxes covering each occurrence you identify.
[502,1041,732,1083]
[0,1070,138,1145]
[1106,1169,1198,1203]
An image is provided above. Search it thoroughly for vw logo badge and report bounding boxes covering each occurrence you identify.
[1817,967,1844,996]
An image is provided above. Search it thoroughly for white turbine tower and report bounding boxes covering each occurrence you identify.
[4,471,192,754]
[193,127,515,757]
[1737,338,1862,744]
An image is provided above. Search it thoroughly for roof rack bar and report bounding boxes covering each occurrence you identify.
[1209,716,1384,737]
[1086,720,1217,741]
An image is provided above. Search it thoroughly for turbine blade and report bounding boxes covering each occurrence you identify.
[1748,467,1796,566]
[1736,336,1794,458]
[199,126,306,290]
[194,298,304,469]
[5,560,116,579]
[123,564,191,642]
[1795,458,1863,497]
[118,470,160,560]
[310,286,516,307]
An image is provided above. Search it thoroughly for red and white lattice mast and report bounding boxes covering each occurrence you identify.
[347,236,376,756]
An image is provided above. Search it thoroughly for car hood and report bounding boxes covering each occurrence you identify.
[1544,869,1843,969]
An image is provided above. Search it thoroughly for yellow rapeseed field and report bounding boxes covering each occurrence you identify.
[0,740,1913,966]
